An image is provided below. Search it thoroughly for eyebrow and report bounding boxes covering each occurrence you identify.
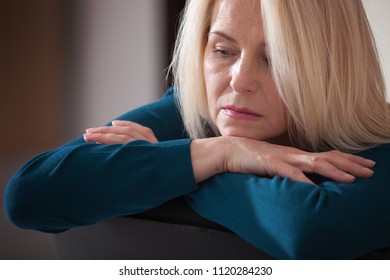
[208,30,267,49]
[208,30,238,44]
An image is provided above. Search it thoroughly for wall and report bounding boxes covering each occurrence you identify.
[78,0,165,131]
[1,0,68,260]
[363,0,390,100]
[0,0,164,259]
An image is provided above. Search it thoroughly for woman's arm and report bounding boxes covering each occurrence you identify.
[82,110,384,259]
[190,137,374,184]
[87,125,375,185]
[4,89,198,233]
[186,144,390,259]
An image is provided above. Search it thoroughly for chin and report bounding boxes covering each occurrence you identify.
[219,126,289,144]
[220,128,265,141]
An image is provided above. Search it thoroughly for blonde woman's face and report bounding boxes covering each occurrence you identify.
[204,0,288,143]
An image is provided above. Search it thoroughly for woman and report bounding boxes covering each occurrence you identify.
[5,0,390,259]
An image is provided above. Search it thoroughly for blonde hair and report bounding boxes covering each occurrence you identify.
[171,0,390,152]
[169,0,215,138]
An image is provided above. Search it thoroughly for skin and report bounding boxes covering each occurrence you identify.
[84,0,376,185]
[204,0,288,144]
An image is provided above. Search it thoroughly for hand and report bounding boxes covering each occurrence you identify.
[222,137,375,184]
[83,120,158,144]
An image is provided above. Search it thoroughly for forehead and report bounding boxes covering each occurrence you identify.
[210,0,263,33]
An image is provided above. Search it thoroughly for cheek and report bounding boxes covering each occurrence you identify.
[204,69,216,118]
[274,102,288,131]
[206,89,219,125]
[204,58,225,91]
[263,81,288,134]
[204,59,229,119]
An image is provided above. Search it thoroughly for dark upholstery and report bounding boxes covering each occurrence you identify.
[55,198,272,259]
[55,197,390,259]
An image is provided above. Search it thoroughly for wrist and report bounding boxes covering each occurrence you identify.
[190,137,228,183]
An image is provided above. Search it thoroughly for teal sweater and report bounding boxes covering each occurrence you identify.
[4,88,390,259]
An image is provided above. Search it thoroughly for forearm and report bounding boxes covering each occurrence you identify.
[187,173,389,259]
[187,144,390,259]
[5,139,198,232]
[191,135,375,185]
[5,89,193,232]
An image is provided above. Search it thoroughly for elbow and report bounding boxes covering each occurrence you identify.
[4,147,90,233]
[285,234,327,260]
[4,167,62,233]
[279,188,344,259]
[4,173,35,230]
[280,217,346,260]
[3,165,50,231]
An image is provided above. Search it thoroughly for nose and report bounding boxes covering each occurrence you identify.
[230,55,260,94]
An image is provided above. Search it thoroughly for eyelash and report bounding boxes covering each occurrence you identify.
[212,47,271,66]
[213,48,234,60]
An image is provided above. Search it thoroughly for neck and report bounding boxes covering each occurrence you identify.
[266,132,292,147]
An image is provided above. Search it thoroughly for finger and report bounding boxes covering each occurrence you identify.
[290,153,374,180]
[273,161,315,185]
[290,154,358,182]
[83,133,146,144]
[305,157,357,183]
[111,120,136,127]
[328,150,376,168]
[86,126,130,135]
[86,126,146,138]
[112,120,159,143]
[87,123,158,143]
[86,127,149,143]
[325,156,374,178]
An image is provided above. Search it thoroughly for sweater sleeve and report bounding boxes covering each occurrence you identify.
[186,144,390,259]
[4,89,198,233]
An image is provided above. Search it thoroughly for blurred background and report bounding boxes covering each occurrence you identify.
[0,0,389,259]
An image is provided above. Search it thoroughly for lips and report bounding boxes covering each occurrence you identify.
[222,106,263,120]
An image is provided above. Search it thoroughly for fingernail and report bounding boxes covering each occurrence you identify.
[366,159,376,166]
[344,173,355,181]
[85,128,94,133]
[364,168,374,175]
